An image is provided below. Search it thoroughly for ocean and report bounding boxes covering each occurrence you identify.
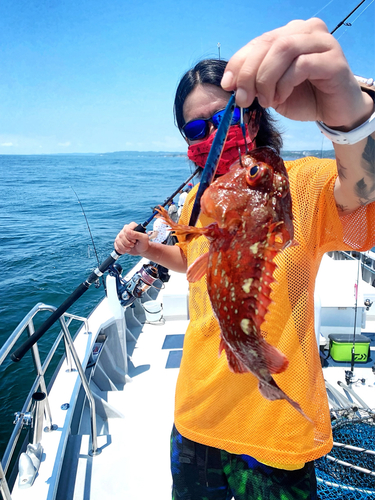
[0,149,334,458]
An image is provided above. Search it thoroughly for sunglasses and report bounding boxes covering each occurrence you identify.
[182,106,250,142]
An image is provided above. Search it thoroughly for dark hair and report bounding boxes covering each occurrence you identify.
[173,59,283,154]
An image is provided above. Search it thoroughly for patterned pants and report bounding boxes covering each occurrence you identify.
[171,425,318,500]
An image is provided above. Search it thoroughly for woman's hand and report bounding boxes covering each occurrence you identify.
[114,222,150,255]
[222,18,372,130]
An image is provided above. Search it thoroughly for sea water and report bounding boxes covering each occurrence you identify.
[0,151,192,456]
[0,150,334,457]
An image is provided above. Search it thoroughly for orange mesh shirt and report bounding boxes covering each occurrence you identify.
[175,157,375,467]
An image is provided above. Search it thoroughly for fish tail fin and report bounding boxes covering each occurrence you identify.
[258,379,312,422]
[260,339,289,374]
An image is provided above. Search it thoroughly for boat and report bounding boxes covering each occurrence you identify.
[328,247,375,288]
[0,248,374,500]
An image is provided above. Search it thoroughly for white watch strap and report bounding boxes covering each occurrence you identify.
[316,110,375,145]
[316,75,375,145]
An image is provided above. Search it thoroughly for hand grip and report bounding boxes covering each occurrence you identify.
[133,224,147,233]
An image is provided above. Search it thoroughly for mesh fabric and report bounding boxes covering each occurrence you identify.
[174,157,375,467]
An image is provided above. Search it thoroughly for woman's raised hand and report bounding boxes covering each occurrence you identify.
[222,18,372,130]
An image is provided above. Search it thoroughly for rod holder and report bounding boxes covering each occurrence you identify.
[32,391,46,445]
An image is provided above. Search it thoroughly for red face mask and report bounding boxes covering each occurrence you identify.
[187,125,254,176]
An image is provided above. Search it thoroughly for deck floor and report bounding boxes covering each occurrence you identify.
[58,316,188,500]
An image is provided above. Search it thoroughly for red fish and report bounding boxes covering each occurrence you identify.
[158,146,309,420]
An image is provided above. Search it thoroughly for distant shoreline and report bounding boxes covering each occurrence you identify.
[0,149,336,158]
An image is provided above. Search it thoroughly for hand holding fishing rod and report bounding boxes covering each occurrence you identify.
[11,169,199,363]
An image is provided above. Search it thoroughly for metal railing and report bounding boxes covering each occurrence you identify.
[0,303,100,499]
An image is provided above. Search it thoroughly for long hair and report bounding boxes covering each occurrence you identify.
[174,59,283,154]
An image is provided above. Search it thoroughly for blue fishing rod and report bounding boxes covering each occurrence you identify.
[11,167,199,363]
[189,93,236,226]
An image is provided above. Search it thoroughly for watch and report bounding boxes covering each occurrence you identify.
[316,75,375,146]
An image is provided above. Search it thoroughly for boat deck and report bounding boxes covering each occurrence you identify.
[56,271,188,500]
[7,259,375,500]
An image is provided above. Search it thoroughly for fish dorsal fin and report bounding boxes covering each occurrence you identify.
[186,253,209,283]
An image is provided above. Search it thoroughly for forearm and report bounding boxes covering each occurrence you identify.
[142,242,188,273]
[334,133,375,214]
[330,90,375,215]
[114,222,188,273]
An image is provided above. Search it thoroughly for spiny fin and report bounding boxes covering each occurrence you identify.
[187,253,209,283]
[156,206,212,243]
[260,339,289,375]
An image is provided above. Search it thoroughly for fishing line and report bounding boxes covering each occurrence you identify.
[71,186,106,291]
[336,0,375,40]
[312,0,336,18]
[11,168,201,362]
[330,0,367,35]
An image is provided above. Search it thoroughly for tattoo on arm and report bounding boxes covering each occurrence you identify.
[355,136,375,205]
[362,135,375,179]
[336,203,348,213]
[336,158,347,180]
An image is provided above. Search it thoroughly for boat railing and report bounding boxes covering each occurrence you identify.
[0,302,99,498]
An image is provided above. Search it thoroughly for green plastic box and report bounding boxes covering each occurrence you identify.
[328,334,370,363]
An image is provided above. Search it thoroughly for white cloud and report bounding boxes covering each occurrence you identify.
[57,141,71,147]
[1,142,13,147]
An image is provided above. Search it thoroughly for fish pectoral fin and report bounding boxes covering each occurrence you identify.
[186,252,209,282]
[156,206,208,243]
[267,222,298,251]
[260,339,289,374]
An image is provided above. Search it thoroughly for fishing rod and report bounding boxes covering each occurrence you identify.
[11,167,199,363]
[134,166,199,232]
[330,0,366,34]
[71,187,106,291]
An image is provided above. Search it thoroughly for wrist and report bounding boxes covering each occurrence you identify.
[143,241,162,260]
[316,78,375,145]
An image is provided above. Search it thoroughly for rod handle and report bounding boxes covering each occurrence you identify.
[11,283,89,363]
[133,224,147,233]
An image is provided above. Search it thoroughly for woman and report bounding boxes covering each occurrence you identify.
[115,18,375,500]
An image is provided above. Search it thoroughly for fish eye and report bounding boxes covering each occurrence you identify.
[249,165,259,177]
[245,161,271,187]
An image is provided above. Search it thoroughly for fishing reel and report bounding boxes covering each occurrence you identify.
[364,298,373,311]
[109,262,159,307]
[345,370,354,386]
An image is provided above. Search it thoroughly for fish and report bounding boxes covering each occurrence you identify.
[157,146,309,420]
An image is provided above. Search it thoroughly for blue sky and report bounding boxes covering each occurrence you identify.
[1,0,374,154]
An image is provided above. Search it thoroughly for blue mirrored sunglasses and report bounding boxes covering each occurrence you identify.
[182,106,249,141]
